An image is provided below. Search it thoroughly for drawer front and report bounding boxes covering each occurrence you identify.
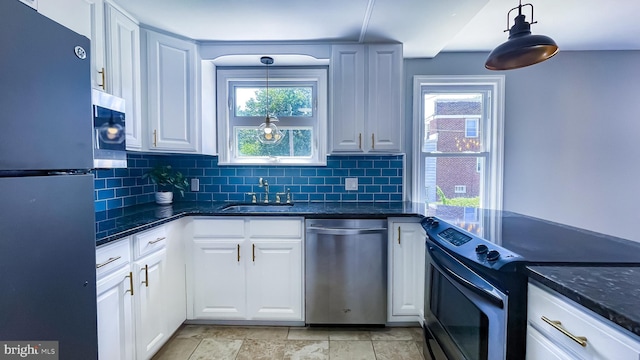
[528,282,640,359]
[134,225,167,258]
[96,237,131,279]
[248,218,303,238]
[193,218,245,238]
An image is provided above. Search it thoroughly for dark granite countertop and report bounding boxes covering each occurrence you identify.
[95,201,427,246]
[528,266,640,338]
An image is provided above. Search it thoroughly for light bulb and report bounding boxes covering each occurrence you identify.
[264,127,272,134]
[265,133,273,140]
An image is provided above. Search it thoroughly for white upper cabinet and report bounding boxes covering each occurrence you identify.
[330,45,366,152]
[142,29,199,153]
[330,43,403,154]
[104,2,143,150]
[367,44,403,152]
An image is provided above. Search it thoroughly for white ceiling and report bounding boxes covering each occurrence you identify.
[113,0,640,59]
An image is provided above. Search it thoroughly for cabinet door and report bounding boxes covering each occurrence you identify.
[330,45,365,153]
[134,249,167,360]
[367,44,402,153]
[389,221,425,320]
[144,29,198,152]
[105,4,142,150]
[192,240,247,319]
[87,0,105,91]
[97,266,135,360]
[246,240,303,321]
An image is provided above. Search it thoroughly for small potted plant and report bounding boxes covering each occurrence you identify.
[142,165,189,205]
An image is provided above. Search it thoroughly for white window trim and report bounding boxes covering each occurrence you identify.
[411,75,505,211]
[216,67,328,166]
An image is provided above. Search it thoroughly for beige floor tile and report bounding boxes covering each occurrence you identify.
[176,325,211,339]
[244,326,289,339]
[287,328,330,340]
[202,326,251,339]
[369,328,415,341]
[372,340,423,360]
[188,338,242,360]
[408,327,424,342]
[329,340,376,360]
[415,341,427,360]
[284,340,329,360]
[152,337,200,360]
[236,339,287,360]
[329,329,371,340]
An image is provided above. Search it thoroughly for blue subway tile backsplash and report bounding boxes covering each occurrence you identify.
[93,153,404,212]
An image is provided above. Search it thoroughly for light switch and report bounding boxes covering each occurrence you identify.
[191,178,200,192]
[345,177,358,191]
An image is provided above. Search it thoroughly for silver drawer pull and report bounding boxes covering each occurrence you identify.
[96,256,121,269]
[148,237,166,244]
[541,316,588,347]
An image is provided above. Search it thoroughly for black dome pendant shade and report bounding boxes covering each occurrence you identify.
[485,1,558,70]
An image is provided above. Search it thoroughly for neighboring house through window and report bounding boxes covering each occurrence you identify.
[412,75,505,211]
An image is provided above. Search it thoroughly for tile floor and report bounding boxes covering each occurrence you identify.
[152,325,429,360]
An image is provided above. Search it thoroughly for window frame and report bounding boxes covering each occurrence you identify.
[216,67,328,165]
[411,75,505,211]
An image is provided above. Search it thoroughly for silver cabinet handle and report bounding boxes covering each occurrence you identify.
[541,316,588,347]
[148,237,166,244]
[96,256,121,269]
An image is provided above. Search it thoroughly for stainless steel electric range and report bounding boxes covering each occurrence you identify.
[421,207,640,360]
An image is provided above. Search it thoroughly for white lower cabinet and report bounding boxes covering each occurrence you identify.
[387,218,425,323]
[96,238,134,360]
[192,239,247,319]
[527,281,640,360]
[246,239,303,320]
[96,220,186,360]
[134,248,167,360]
[188,217,304,322]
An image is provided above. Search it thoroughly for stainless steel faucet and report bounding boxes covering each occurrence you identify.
[258,178,269,203]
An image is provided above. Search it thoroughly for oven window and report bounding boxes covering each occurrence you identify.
[431,267,488,360]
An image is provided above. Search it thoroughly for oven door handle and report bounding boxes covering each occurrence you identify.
[428,244,505,309]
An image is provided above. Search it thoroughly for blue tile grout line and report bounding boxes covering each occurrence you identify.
[93,153,404,212]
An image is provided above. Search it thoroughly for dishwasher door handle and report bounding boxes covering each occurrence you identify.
[306,226,387,235]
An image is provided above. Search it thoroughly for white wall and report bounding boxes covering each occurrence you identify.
[404,51,640,242]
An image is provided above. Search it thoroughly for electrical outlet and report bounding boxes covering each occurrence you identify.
[345,177,358,191]
[191,178,200,192]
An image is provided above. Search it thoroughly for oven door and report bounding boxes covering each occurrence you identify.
[423,239,507,360]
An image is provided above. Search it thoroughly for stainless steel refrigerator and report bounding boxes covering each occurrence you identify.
[0,1,98,358]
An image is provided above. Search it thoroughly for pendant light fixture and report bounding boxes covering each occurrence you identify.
[257,56,284,144]
[485,1,558,71]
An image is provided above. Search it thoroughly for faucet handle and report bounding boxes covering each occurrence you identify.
[245,192,257,203]
[286,188,292,204]
[275,192,286,204]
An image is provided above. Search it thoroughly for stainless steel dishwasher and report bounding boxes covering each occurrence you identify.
[305,219,388,325]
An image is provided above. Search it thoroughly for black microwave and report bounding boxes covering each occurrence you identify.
[92,89,126,168]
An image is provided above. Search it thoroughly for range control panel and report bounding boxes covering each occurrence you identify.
[421,216,524,271]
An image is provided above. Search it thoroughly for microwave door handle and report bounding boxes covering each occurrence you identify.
[428,244,504,308]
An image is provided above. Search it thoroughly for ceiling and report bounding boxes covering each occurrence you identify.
[113,0,640,59]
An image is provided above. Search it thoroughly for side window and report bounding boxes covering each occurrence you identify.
[412,76,505,211]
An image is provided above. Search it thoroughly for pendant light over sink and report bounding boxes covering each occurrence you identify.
[257,56,284,144]
[485,1,558,70]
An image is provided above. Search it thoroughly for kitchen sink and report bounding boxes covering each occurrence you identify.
[220,203,295,212]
